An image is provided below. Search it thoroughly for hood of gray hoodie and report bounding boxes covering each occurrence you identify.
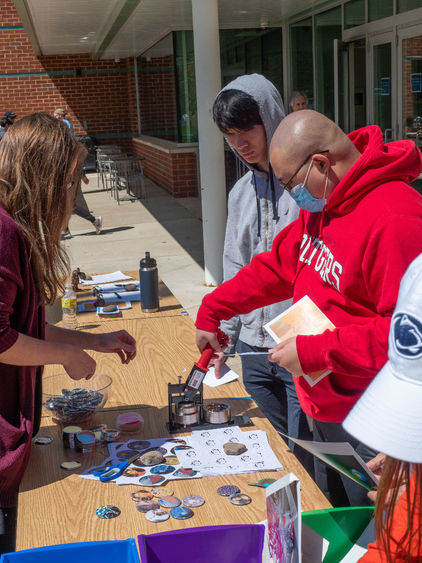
[219,74,299,350]
[221,73,285,179]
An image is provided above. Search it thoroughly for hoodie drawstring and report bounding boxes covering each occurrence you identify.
[268,163,280,222]
[252,172,261,238]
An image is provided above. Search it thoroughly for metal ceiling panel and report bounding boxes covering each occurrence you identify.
[21,0,336,59]
[25,0,118,54]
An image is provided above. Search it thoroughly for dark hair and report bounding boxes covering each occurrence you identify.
[213,89,263,133]
[0,118,8,127]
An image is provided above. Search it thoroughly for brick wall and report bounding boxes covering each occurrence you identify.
[132,138,198,197]
[0,0,137,145]
[138,54,178,141]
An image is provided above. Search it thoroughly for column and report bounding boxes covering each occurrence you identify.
[192,0,226,286]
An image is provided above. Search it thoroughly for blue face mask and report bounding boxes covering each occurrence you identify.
[289,161,327,213]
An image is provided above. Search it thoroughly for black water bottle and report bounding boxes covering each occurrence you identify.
[139,252,159,312]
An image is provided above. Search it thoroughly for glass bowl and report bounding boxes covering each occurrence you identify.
[42,373,112,424]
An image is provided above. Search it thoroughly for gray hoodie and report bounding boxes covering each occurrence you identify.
[219,74,299,352]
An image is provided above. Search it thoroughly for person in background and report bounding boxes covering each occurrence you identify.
[3,111,17,125]
[53,108,102,236]
[343,252,422,561]
[0,119,8,141]
[211,74,313,474]
[289,91,308,113]
[195,110,422,507]
[0,113,136,554]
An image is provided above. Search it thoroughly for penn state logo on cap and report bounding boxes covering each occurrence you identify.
[392,312,422,359]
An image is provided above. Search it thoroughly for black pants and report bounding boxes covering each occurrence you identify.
[0,506,18,555]
[313,419,378,507]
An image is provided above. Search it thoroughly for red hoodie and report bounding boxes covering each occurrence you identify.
[196,126,422,422]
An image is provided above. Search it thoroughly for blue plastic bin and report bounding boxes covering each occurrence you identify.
[138,524,265,563]
[0,539,139,563]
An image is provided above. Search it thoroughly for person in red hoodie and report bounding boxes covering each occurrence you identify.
[195,110,422,507]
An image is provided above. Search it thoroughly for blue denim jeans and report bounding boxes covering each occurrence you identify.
[237,340,314,476]
[312,419,378,507]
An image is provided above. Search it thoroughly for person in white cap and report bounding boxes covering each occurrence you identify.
[343,253,422,561]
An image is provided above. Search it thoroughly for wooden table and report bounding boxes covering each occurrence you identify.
[17,274,330,550]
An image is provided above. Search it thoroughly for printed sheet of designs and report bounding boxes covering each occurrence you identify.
[175,426,283,477]
[80,436,202,485]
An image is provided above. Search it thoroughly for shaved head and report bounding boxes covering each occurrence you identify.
[270,110,361,198]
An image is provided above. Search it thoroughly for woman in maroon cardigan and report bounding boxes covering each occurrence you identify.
[0,113,136,554]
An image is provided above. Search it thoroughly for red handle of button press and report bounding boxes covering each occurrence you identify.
[195,331,228,371]
[195,345,215,371]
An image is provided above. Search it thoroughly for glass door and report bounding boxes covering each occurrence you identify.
[368,32,397,141]
[334,38,367,133]
[398,25,422,149]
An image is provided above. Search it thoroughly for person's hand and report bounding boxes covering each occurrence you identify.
[366,453,386,503]
[93,330,136,364]
[268,336,304,376]
[209,351,228,379]
[196,329,222,353]
[63,347,96,380]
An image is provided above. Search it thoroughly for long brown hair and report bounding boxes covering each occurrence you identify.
[375,458,422,561]
[0,112,83,304]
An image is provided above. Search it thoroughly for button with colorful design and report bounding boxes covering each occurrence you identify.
[138,475,166,487]
[229,493,251,506]
[157,496,181,508]
[182,494,205,507]
[217,485,240,497]
[145,508,170,523]
[170,506,194,520]
[95,505,121,519]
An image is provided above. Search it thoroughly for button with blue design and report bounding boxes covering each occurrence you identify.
[170,506,194,520]
[95,505,121,519]
[150,464,175,475]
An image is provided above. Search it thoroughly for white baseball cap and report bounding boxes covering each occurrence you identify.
[343,252,422,463]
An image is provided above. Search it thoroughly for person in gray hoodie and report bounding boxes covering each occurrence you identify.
[212,74,313,472]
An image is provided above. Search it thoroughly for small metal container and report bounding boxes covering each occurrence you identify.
[62,425,82,449]
[204,403,231,424]
[175,400,199,426]
[75,430,96,453]
[101,427,120,443]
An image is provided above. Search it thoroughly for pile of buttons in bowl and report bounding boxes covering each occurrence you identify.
[44,387,104,423]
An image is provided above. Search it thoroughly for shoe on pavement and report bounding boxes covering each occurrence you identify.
[94,216,102,235]
[61,229,72,240]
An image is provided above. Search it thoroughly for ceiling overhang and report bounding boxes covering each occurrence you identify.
[15,0,337,61]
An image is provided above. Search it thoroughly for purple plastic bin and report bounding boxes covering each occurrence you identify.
[138,524,265,563]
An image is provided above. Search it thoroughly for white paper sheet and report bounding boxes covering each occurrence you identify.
[79,271,132,285]
[176,427,283,477]
[92,281,140,293]
[203,364,239,387]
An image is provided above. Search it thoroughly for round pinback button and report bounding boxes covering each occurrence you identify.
[118,449,140,460]
[143,446,167,455]
[138,475,165,487]
[150,464,175,475]
[122,467,146,478]
[229,493,252,506]
[217,485,240,497]
[157,496,181,508]
[95,505,121,519]
[172,468,198,478]
[152,487,174,498]
[170,506,194,520]
[131,489,153,502]
[127,440,151,451]
[145,508,170,523]
[182,495,205,508]
[164,455,179,466]
[60,461,82,471]
[170,445,192,455]
[34,436,53,445]
[136,499,160,513]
